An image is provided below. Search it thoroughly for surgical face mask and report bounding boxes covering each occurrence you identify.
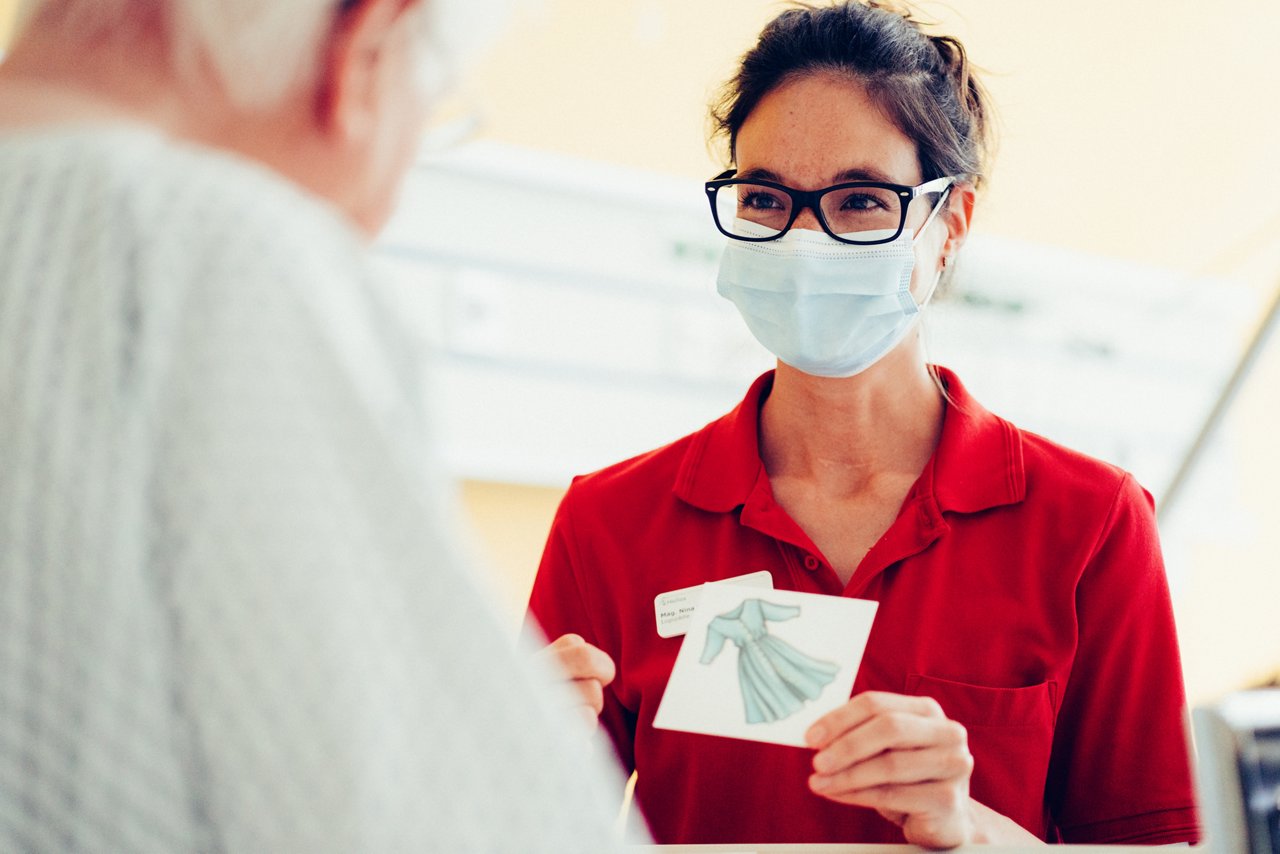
[715,219,943,378]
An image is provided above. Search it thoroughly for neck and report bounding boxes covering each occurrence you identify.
[0,20,345,227]
[759,337,944,496]
[0,11,185,131]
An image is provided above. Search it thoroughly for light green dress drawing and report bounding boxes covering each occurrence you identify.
[699,598,840,724]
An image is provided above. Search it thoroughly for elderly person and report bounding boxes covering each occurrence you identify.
[0,1,623,851]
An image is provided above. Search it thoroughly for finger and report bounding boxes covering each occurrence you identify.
[815,781,972,848]
[546,634,617,684]
[546,632,588,655]
[813,713,966,774]
[810,743,974,796]
[571,676,605,715]
[812,777,968,820]
[877,808,909,828]
[574,703,601,731]
[806,691,945,748]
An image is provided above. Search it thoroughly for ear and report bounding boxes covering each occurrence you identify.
[938,182,976,264]
[314,0,423,141]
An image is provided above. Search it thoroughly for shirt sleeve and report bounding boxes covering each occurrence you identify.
[1046,474,1200,844]
[527,487,639,776]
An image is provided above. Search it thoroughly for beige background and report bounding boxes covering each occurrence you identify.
[4,0,1279,702]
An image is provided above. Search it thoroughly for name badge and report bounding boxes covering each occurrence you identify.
[654,570,774,638]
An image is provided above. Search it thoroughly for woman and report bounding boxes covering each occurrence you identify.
[530,1,1199,847]
[0,0,624,850]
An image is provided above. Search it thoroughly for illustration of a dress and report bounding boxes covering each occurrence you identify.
[699,598,839,724]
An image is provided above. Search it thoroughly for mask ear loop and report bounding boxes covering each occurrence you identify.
[915,266,944,311]
[909,182,955,310]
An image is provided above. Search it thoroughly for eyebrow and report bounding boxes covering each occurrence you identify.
[736,166,902,185]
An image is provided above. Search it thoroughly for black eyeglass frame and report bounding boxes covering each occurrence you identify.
[704,169,958,246]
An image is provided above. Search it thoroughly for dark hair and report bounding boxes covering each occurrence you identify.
[711,1,994,190]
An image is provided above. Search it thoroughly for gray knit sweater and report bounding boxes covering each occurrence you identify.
[0,125,623,853]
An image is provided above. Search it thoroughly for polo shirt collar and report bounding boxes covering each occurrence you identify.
[930,366,1026,513]
[674,366,1025,516]
[673,371,774,514]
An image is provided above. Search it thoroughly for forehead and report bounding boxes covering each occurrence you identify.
[734,72,923,188]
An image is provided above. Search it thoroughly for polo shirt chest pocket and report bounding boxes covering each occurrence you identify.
[905,673,1057,833]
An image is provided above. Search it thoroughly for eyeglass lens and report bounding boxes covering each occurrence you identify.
[712,183,904,242]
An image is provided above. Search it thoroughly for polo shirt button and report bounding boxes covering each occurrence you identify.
[803,555,820,570]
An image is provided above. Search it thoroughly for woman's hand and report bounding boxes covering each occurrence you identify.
[538,634,617,729]
[805,691,1038,849]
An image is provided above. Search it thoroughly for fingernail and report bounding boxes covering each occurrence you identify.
[812,752,830,774]
[810,774,830,792]
[805,725,825,747]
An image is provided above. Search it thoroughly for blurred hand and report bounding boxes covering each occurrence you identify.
[539,634,616,730]
[805,691,976,848]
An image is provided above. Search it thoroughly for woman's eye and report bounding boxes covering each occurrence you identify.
[840,193,886,212]
[740,190,785,211]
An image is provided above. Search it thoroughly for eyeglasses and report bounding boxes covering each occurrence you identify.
[705,170,957,245]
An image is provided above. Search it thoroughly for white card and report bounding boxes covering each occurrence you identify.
[653,583,878,748]
[654,570,774,638]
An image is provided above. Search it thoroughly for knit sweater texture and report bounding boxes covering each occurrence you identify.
[0,125,621,853]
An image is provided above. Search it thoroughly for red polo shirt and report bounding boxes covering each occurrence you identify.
[528,368,1199,845]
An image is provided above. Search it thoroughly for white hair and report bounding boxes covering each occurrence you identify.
[20,0,508,110]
